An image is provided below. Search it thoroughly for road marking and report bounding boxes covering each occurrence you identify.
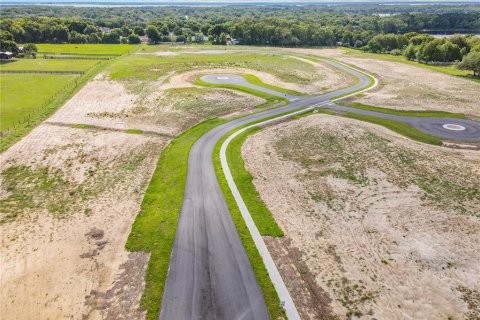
[290,98,298,101]
[442,123,466,131]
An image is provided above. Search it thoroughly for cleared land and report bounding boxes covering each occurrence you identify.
[0,45,349,319]
[243,114,480,319]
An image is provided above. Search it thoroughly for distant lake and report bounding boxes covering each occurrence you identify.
[430,33,480,38]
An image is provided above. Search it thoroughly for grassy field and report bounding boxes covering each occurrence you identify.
[36,43,135,55]
[108,50,323,85]
[0,74,77,129]
[0,59,100,72]
[126,118,226,320]
[342,102,466,118]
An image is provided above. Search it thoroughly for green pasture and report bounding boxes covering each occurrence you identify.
[0,74,77,130]
[35,43,135,55]
[0,59,100,72]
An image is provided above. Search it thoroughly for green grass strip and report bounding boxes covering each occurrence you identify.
[195,76,287,108]
[125,118,226,320]
[213,130,286,320]
[342,102,466,119]
[344,112,442,146]
[242,74,305,96]
[225,126,284,237]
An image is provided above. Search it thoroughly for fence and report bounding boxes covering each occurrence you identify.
[43,54,113,60]
[0,70,85,75]
[38,52,121,57]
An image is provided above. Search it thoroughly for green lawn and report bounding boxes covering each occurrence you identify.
[0,59,101,72]
[35,43,135,55]
[0,74,77,130]
[342,102,466,118]
[195,76,287,108]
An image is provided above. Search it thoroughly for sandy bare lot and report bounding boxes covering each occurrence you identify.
[243,115,480,319]
[284,48,480,117]
[0,124,166,319]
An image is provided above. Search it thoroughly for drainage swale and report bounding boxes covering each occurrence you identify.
[442,124,466,131]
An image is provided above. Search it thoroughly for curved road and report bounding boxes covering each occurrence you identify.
[160,60,480,320]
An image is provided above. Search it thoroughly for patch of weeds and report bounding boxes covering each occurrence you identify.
[73,123,95,130]
[126,129,144,134]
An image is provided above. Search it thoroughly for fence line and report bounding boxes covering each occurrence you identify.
[0,75,83,137]
[43,54,112,60]
[0,70,85,75]
[38,51,121,57]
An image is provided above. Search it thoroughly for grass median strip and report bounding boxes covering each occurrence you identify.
[195,76,287,108]
[125,118,226,320]
[344,112,442,146]
[242,74,305,96]
[341,102,466,118]
[214,128,285,320]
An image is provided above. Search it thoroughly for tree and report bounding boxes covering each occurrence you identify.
[457,51,480,77]
[128,33,141,44]
[145,25,161,43]
[133,26,145,36]
[403,44,417,60]
[0,39,18,54]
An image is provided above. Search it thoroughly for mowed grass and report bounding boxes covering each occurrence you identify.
[0,59,100,72]
[126,118,226,320]
[195,76,287,108]
[35,43,134,55]
[225,126,284,236]
[342,102,466,118]
[0,74,77,129]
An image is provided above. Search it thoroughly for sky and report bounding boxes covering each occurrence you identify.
[3,0,480,3]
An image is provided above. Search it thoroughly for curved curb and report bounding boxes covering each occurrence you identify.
[219,59,379,319]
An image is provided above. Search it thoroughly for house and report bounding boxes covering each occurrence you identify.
[226,35,239,45]
[0,51,14,59]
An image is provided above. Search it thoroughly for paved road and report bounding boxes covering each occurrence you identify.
[160,60,372,320]
[160,60,480,320]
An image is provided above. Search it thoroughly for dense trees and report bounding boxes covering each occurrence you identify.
[457,51,480,77]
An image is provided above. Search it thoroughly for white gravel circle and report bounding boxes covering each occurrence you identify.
[216,76,229,80]
[442,124,466,131]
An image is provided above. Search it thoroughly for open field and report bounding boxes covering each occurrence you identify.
[36,43,135,55]
[243,114,480,319]
[0,74,77,129]
[0,59,101,72]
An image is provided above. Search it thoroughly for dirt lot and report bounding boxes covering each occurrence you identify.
[284,48,480,117]
[0,124,165,319]
[243,114,480,319]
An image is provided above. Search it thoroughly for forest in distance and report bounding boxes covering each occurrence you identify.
[1,3,480,73]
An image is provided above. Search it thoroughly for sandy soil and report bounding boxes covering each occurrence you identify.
[283,48,480,117]
[0,124,166,320]
[243,114,480,319]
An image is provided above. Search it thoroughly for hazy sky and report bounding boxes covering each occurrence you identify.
[3,0,480,3]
